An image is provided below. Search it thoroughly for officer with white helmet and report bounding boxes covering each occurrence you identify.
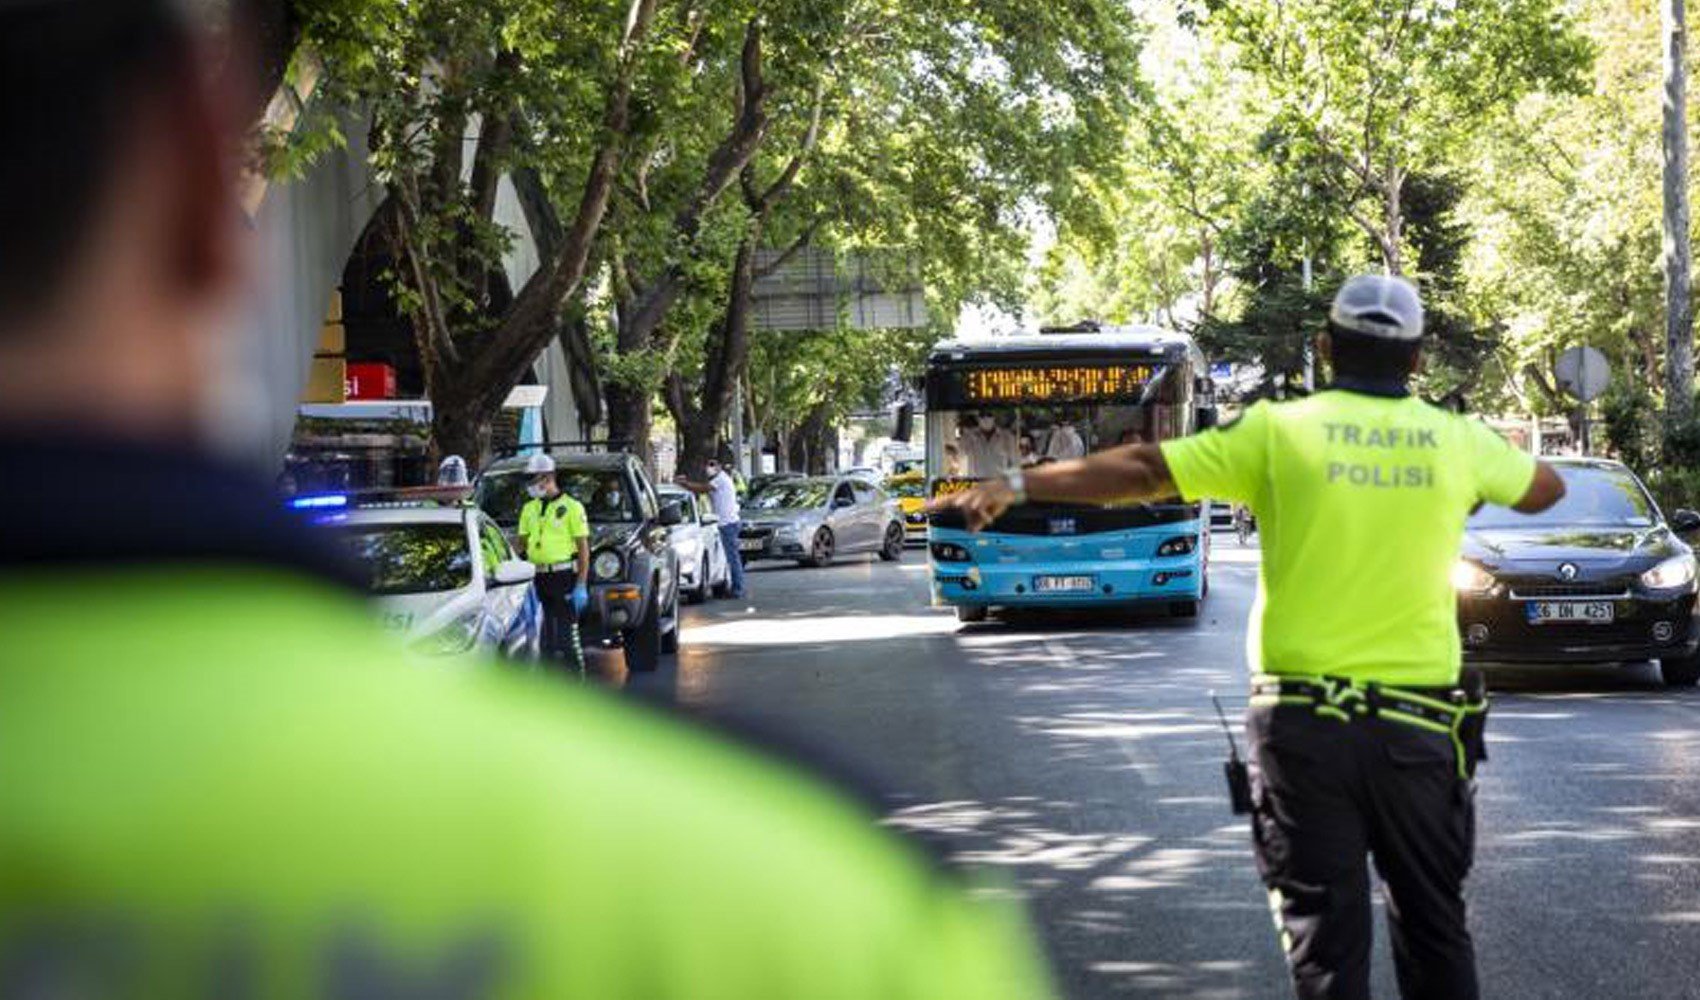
[933,274,1567,1000]
[517,452,591,670]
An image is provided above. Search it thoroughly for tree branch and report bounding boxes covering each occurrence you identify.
[754,219,822,279]
[468,0,660,406]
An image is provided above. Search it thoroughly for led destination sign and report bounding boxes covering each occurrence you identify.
[951,364,1160,405]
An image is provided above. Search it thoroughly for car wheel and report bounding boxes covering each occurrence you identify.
[685,557,709,604]
[660,583,681,654]
[802,529,835,567]
[622,595,663,673]
[1660,653,1700,687]
[712,578,733,598]
[956,604,988,623]
[878,523,904,562]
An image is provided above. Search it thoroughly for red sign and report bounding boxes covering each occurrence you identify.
[345,362,397,400]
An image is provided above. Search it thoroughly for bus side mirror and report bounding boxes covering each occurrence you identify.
[1197,406,1220,431]
[893,403,914,443]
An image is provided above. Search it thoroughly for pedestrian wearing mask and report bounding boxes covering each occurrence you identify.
[1045,418,1085,461]
[960,413,1019,477]
[676,457,746,599]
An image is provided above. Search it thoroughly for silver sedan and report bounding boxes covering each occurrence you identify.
[736,476,906,567]
[657,485,732,603]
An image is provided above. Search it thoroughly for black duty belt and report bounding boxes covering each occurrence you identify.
[1250,673,1489,779]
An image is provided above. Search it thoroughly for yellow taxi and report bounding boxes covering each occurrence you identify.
[886,471,928,545]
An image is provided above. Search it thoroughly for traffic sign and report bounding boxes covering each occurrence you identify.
[1554,346,1611,403]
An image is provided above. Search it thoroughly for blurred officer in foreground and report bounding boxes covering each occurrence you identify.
[933,276,1564,1000]
[0,3,1050,996]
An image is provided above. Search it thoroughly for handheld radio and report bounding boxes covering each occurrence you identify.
[1210,691,1254,815]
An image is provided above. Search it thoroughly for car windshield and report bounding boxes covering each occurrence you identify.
[332,523,472,595]
[1470,465,1657,529]
[477,468,638,524]
[888,479,925,499]
[746,481,830,510]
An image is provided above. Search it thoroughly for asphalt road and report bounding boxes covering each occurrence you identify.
[600,537,1700,1000]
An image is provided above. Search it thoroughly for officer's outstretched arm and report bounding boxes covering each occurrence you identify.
[1026,443,1174,506]
[928,444,1174,532]
[1513,461,1566,514]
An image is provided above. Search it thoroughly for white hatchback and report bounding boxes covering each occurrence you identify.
[315,502,542,660]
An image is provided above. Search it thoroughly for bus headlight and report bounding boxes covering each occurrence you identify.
[1156,536,1196,557]
[1451,560,1496,593]
[931,542,972,562]
[1642,554,1697,590]
[592,549,624,581]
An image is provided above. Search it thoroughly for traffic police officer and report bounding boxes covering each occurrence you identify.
[516,453,591,670]
[934,275,1565,1000]
[0,3,1054,996]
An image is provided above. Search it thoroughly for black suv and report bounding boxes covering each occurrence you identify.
[475,450,683,672]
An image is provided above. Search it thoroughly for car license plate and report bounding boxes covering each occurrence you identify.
[1525,601,1614,625]
[740,538,764,552]
[1035,575,1095,594]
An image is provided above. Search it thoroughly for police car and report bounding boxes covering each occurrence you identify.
[294,491,542,660]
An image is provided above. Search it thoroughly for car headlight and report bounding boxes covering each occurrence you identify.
[1642,554,1698,589]
[1451,560,1496,593]
[412,610,481,656]
[591,549,624,582]
[773,524,800,541]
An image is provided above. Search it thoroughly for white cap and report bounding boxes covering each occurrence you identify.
[1329,275,1424,342]
[523,453,556,475]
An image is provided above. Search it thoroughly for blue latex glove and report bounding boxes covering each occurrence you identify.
[572,583,590,615]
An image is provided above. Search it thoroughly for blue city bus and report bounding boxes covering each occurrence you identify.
[924,328,1217,622]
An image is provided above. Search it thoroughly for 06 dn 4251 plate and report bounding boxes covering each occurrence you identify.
[1525,601,1614,625]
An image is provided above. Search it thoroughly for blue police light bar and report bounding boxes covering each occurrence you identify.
[290,494,350,510]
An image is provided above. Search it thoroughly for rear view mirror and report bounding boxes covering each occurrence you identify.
[492,560,536,587]
[833,496,855,509]
[659,501,685,527]
[701,512,719,526]
[1671,509,1700,536]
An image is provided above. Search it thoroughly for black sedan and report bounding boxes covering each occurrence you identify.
[1456,458,1700,686]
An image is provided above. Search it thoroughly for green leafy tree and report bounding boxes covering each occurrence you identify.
[652,0,1144,475]
[287,0,694,462]
[1209,0,1592,275]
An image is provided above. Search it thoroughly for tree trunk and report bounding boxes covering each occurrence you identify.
[604,382,653,465]
[675,424,719,480]
[1665,0,1695,421]
[431,398,493,469]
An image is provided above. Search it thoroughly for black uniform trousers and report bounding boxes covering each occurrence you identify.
[1248,702,1478,1000]
[533,568,585,672]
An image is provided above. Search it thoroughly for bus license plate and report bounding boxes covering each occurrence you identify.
[1526,601,1614,625]
[1035,575,1095,594]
